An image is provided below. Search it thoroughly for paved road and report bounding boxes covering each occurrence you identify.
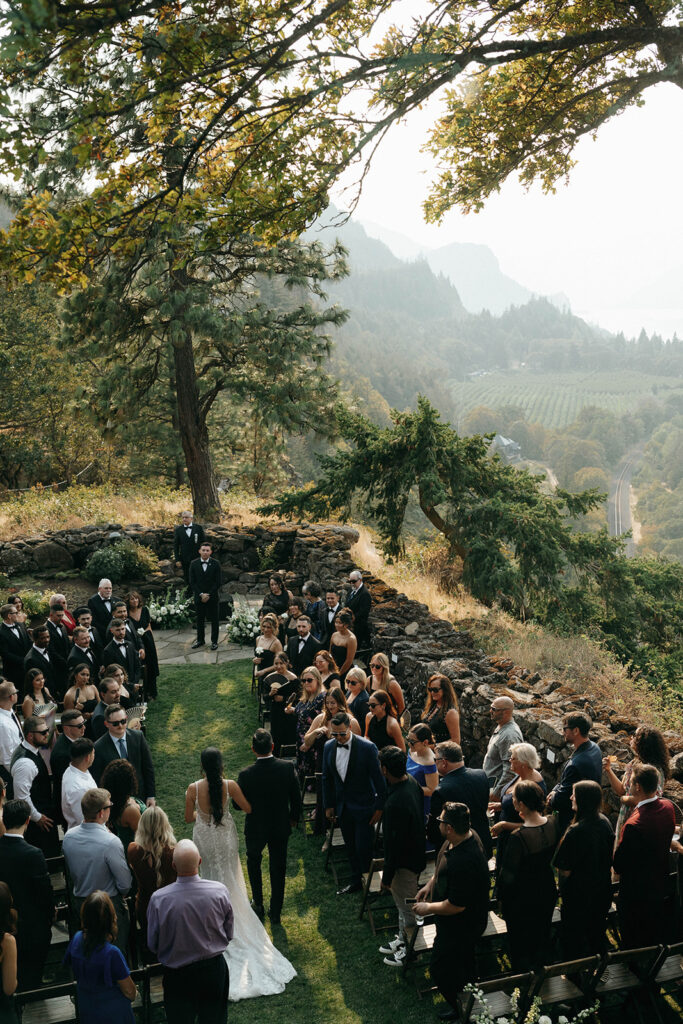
[608,445,644,557]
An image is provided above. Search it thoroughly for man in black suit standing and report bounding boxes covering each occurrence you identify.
[0,604,31,686]
[427,741,492,858]
[88,579,118,640]
[23,624,59,696]
[0,798,55,990]
[45,602,71,697]
[74,606,105,662]
[93,704,156,805]
[345,570,372,649]
[322,711,387,894]
[286,616,322,677]
[102,620,142,687]
[235,729,301,925]
[189,541,222,651]
[321,588,342,647]
[173,510,205,584]
[67,625,102,678]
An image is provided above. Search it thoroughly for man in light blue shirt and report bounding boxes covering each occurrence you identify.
[62,786,131,951]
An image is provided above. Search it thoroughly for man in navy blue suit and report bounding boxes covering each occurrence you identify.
[427,741,492,858]
[547,712,602,834]
[322,712,386,895]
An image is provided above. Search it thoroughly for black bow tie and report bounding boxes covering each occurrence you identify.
[337,743,349,750]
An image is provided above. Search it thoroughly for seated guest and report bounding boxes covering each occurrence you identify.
[613,762,676,948]
[127,806,177,962]
[427,742,492,858]
[489,742,546,874]
[61,739,97,830]
[284,597,306,641]
[603,724,670,847]
[50,710,87,813]
[0,604,31,687]
[553,780,614,959]
[369,653,405,719]
[63,890,137,1022]
[67,626,102,678]
[365,691,405,752]
[303,688,361,753]
[498,780,559,972]
[314,651,341,690]
[345,667,369,729]
[414,802,489,1021]
[378,746,426,967]
[420,674,459,744]
[547,712,602,834]
[63,663,100,733]
[406,723,438,824]
[328,611,356,683]
[100,759,145,851]
[62,788,132,953]
[302,581,325,640]
[91,677,122,740]
[21,667,56,721]
[0,681,22,796]
[0,798,54,991]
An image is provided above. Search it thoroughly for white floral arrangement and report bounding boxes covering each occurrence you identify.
[227,601,261,645]
[464,984,599,1024]
[147,588,194,629]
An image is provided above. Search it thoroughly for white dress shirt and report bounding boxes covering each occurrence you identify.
[61,764,97,830]
[0,707,22,772]
[335,732,354,782]
[11,741,43,822]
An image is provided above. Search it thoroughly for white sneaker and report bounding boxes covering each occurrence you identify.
[378,934,405,955]
[384,947,410,968]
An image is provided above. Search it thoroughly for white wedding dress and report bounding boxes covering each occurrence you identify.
[192,786,297,1001]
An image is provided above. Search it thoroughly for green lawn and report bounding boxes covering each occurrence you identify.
[145,662,434,1024]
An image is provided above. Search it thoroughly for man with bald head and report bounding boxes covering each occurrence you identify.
[147,839,233,1024]
[482,695,523,798]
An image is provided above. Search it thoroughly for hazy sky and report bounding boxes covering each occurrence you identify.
[333,75,683,339]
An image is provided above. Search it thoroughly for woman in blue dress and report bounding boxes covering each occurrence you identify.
[64,891,137,1023]
[405,723,438,823]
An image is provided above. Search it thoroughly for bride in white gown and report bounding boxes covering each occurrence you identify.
[185,747,297,1001]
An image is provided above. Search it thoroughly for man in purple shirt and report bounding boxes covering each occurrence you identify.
[147,840,233,1024]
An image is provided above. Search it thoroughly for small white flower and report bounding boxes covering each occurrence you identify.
[538,1017,552,1024]
[137,628,145,636]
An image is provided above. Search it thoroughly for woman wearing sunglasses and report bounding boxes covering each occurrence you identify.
[420,674,460,744]
[365,691,405,752]
[368,653,404,718]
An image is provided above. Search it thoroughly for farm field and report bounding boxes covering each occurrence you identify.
[450,370,683,429]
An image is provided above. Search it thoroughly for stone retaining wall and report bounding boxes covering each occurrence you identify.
[3,520,682,809]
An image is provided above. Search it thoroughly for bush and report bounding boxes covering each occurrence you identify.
[226,601,260,645]
[84,539,159,584]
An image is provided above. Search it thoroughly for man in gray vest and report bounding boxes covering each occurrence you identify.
[10,715,59,855]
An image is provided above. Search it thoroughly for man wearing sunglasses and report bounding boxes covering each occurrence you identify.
[93,704,156,805]
[9,715,59,855]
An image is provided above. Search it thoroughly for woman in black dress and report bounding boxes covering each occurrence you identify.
[263,653,299,756]
[420,674,460,743]
[260,574,292,641]
[63,664,100,735]
[364,691,405,752]
[328,610,357,683]
[553,780,614,959]
[125,592,159,700]
[252,614,283,691]
[498,780,559,972]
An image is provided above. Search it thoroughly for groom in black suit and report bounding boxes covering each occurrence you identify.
[189,542,222,650]
[234,729,301,925]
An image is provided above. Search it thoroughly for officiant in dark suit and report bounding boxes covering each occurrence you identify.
[189,542,222,650]
[322,712,386,894]
[286,617,322,677]
[0,603,31,685]
[174,510,205,583]
[234,729,301,924]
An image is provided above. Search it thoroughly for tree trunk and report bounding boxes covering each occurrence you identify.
[418,485,468,562]
[171,320,222,520]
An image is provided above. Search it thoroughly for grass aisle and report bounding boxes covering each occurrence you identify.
[145,662,431,1024]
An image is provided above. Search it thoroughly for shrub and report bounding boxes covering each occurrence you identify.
[147,588,194,629]
[226,601,260,645]
[84,538,159,584]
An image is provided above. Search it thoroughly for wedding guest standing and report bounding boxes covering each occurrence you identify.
[482,696,522,797]
[189,543,222,652]
[420,674,459,743]
[125,591,159,700]
[603,724,670,846]
[547,713,602,834]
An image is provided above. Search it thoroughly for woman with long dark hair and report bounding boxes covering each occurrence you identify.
[184,748,296,1000]
[603,724,670,846]
[553,780,614,959]
[0,883,17,1024]
[364,690,405,752]
[125,591,159,700]
[101,759,145,852]
[420,673,460,743]
[63,890,136,1022]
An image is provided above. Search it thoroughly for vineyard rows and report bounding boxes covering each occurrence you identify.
[449,371,683,430]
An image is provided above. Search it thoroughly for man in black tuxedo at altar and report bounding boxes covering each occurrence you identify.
[286,616,322,677]
[0,603,31,686]
[173,510,205,584]
[88,579,119,639]
[345,570,372,649]
[234,729,301,925]
[189,542,222,650]
[102,620,142,687]
[322,712,386,895]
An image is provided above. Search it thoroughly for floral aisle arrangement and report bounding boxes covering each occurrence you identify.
[227,601,261,645]
[463,984,599,1024]
[147,588,194,629]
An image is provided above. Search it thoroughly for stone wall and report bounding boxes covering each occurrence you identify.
[2,519,682,808]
